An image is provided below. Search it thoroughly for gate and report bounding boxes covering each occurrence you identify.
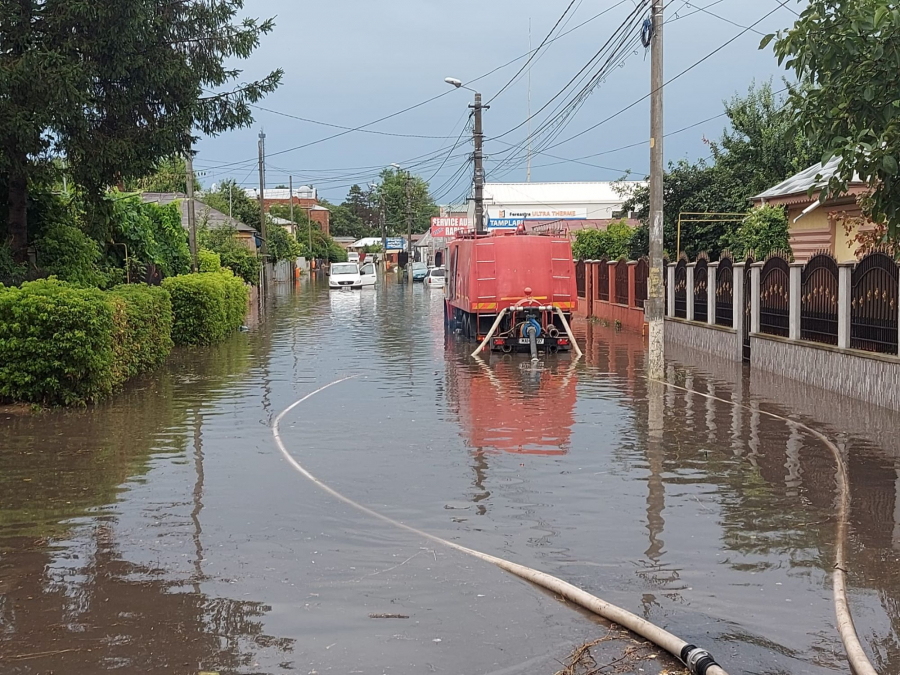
[694,254,709,323]
[759,254,791,337]
[674,257,687,318]
[850,251,899,354]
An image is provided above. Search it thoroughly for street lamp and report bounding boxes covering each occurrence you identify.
[445,77,487,235]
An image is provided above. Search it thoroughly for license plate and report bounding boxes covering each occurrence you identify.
[519,338,545,345]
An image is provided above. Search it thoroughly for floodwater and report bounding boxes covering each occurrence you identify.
[2,275,900,675]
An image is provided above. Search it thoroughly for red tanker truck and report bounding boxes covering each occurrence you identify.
[444,232,579,354]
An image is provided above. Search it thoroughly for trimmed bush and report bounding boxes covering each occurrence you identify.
[35,223,103,286]
[107,285,174,381]
[0,279,177,405]
[199,249,222,273]
[219,246,260,285]
[163,271,248,346]
[0,280,116,405]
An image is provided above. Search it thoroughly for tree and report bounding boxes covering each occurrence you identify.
[767,1,900,238]
[622,82,823,258]
[373,169,439,235]
[200,179,261,231]
[326,202,368,239]
[343,184,377,228]
[124,157,199,195]
[725,205,791,259]
[0,1,282,260]
[266,224,302,262]
[572,220,635,260]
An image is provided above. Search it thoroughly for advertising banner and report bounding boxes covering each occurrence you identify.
[431,216,472,238]
[488,207,587,221]
[487,218,525,230]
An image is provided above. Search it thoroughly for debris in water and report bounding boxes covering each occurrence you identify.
[369,613,410,619]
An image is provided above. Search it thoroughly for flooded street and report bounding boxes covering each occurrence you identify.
[3,275,900,674]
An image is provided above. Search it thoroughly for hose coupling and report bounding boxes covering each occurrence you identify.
[680,645,720,675]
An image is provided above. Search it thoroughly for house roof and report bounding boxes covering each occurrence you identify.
[483,181,644,205]
[141,193,257,234]
[753,157,863,201]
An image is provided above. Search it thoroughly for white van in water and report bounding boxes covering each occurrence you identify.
[329,262,377,289]
[347,252,360,263]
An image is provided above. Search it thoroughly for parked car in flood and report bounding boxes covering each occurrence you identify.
[329,262,377,290]
[425,266,446,288]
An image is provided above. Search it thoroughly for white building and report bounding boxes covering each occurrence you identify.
[244,185,317,201]
[467,181,645,231]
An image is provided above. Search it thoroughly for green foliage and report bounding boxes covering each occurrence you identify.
[267,223,302,262]
[572,220,635,260]
[35,223,103,286]
[107,285,174,381]
[124,156,197,194]
[372,169,439,235]
[0,242,26,286]
[622,81,824,258]
[326,201,370,239]
[769,1,900,238]
[201,179,261,231]
[343,184,378,227]
[199,249,222,273]
[162,271,248,346]
[199,223,260,284]
[110,196,192,278]
[726,205,791,260]
[2,2,282,259]
[0,279,173,405]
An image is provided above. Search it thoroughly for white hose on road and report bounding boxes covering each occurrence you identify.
[273,377,728,675]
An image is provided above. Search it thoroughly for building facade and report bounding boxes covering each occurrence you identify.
[245,186,331,236]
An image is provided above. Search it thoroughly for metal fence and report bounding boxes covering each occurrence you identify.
[615,259,629,305]
[674,258,687,318]
[635,257,649,309]
[760,254,790,337]
[801,253,839,345]
[575,260,586,299]
[598,257,610,301]
[715,255,734,327]
[850,251,899,354]
[694,255,709,323]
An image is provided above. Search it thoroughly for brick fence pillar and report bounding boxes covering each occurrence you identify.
[585,261,594,317]
[627,261,637,307]
[734,262,746,362]
[608,261,617,303]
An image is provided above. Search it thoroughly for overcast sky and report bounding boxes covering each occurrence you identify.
[193,0,803,204]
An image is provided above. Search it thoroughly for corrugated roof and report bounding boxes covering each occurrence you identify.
[754,156,862,200]
[483,181,644,205]
[141,193,256,233]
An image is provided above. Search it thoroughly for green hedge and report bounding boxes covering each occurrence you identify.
[0,279,175,405]
[107,285,174,380]
[162,271,249,346]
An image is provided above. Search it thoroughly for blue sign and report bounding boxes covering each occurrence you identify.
[385,237,407,250]
[488,218,525,230]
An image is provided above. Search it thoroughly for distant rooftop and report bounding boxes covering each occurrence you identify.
[141,193,256,233]
[483,181,643,205]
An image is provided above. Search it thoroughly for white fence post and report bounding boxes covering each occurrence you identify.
[789,263,802,341]
[734,262,746,363]
[750,262,763,335]
[667,264,676,317]
[686,263,695,321]
[838,262,854,349]
[708,262,718,326]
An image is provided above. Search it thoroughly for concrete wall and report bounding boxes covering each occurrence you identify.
[665,318,739,362]
[752,333,900,412]
[592,300,646,333]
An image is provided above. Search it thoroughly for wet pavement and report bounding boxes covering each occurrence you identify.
[2,274,900,674]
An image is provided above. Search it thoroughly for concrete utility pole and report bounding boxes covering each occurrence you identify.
[258,130,268,261]
[406,171,414,287]
[185,153,198,273]
[289,175,295,227]
[647,0,665,380]
[471,93,489,235]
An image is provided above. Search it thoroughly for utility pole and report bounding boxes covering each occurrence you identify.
[229,183,233,219]
[527,18,533,183]
[258,131,268,287]
[406,171,414,287]
[289,175,295,227]
[471,93,489,235]
[185,153,198,273]
[647,0,665,380]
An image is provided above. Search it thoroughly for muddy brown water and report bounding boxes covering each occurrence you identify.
[2,275,900,674]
